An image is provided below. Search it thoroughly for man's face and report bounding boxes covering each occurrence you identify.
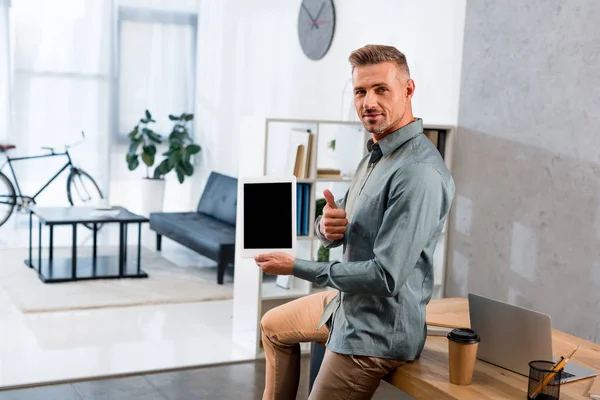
[352,61,414,137]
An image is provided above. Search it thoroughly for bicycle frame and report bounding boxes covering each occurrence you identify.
[0,150,74,203]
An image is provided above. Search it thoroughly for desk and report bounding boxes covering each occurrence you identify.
[387,298,600,400]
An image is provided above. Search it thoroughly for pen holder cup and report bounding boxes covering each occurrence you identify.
[527,360,562,400]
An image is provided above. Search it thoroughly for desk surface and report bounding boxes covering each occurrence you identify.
[388,297,600,400]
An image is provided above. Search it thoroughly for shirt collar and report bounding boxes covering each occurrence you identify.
[366,118,423,157]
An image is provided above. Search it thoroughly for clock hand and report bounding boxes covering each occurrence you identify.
[301,3,317,22]
[301,3,320,30]
[314,2,325,20]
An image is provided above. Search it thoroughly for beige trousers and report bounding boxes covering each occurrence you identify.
[260,290,405,400]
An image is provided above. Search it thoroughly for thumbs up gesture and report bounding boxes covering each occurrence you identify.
[319,189,348,241]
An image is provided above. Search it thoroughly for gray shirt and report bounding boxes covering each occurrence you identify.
[293,118,455,360]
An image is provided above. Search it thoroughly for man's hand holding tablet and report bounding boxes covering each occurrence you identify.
[254,252,294,275]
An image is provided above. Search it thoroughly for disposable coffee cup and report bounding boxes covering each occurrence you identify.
[447,328,480,385]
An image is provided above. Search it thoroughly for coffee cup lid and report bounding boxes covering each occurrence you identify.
[447,328,480,344]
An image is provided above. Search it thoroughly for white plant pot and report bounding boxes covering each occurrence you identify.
[139,178,166,217]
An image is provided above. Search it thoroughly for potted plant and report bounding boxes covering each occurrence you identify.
[315,197,330,262]
[126,110,201,216]
[153,113,201,183]
[126,109,166,216]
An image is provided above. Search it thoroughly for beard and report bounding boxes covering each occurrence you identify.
[361,112,391,135]
[363,118,390,135]
[360,109,403,136]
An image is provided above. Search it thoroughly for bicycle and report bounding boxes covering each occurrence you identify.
[0,131,104,227]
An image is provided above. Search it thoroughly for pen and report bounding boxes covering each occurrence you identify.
[529,345,579,399]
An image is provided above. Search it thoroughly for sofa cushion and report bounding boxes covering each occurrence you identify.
[150,212,235,260]
[197,172,237,226]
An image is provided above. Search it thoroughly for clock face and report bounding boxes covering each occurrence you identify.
[297,0,335,60]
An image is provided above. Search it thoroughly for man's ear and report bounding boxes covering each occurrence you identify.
[406,79,415,100]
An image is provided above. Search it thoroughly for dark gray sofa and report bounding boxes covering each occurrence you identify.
[149,172,237,284]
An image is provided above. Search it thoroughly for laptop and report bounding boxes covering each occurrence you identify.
[468,293,598,383]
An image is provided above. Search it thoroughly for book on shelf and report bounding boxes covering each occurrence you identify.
[296,182,311,236]
[286,129,314,179]
[316,168,342,179]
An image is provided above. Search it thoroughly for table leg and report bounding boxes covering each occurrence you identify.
[123,223,128,269]
[49,225,53,264]
[72,223,77,279]
[28,211,32,268]
[38,221,42,273]
[92,223,97,271]
[137,222,142,274]
[118,222,124,277]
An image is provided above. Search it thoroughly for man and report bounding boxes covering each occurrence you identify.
[255,44,455,400]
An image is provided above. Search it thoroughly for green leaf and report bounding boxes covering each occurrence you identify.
[184,113,194,121]
[169,130,186,141]
[168,114,180,121]
[128,125,139,139]
[182,160,194,176]
[127,155,139,171]
[145,109,152,120]
[168,151,180,168]
[185,144,201,155]
[153,167,162,179]
[128,138,142,155]
[140,118,149,124]
[159,159,173,174]
[143,145,156,157]
[176,167,185,184]
[142,152,154,167]
[147,131,162,144]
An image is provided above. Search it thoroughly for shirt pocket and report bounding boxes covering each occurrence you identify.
[348,193,380,239]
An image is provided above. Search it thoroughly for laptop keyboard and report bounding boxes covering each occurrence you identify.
[560,370,575,380]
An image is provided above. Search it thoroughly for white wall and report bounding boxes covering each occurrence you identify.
[191,0,467,199]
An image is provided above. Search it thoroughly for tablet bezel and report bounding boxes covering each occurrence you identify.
[239,175,297,258]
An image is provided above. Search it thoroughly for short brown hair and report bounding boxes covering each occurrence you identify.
[348,44,410,77]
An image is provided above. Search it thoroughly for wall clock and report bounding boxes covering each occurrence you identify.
[297,0,336,60]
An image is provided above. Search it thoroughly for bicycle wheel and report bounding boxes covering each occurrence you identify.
[67,168,105,230]
[0,172,16,227]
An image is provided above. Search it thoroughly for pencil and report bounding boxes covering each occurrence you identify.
[529,345,579,399]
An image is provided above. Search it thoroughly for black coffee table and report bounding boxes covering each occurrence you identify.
[25,206,149,283]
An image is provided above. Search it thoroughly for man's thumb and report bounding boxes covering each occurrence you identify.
[323,189,337,209]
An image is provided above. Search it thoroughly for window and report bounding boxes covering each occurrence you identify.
[8,0,112,202]
[117,6,197,139]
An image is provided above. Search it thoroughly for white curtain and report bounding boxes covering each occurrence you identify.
[8,0,113,205]
[0,0,10,143]
[118,18,196,136]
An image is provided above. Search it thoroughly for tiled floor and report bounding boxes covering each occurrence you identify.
[0,358,414,400]
[0,212,255,389]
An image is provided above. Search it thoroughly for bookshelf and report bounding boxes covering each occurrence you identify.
[231,117,455,358]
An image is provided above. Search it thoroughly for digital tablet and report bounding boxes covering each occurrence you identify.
[239,175,297,258]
